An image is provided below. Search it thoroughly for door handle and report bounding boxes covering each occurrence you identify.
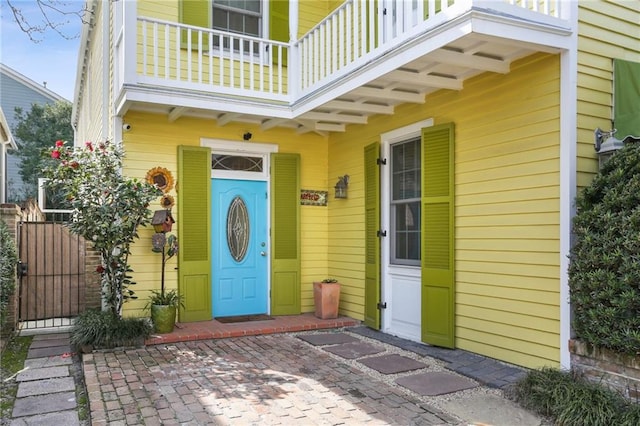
[260,251,267,257]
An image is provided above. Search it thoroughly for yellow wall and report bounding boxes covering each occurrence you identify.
[328,53,561,368]
[120,111,329,316]
[576,1,640,188]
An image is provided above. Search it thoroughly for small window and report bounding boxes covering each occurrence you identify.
[390,137,421,266]
[212,0,262,52]
[212,154,263,172]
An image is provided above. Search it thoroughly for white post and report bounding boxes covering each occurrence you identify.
[122,0,137,86]
[288,0,300,100]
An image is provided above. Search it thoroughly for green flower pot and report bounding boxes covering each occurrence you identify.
[151,304,176,333]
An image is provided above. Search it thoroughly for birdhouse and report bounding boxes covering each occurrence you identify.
[152,209,175,233]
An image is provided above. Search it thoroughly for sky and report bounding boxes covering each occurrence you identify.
[1,0,84,101]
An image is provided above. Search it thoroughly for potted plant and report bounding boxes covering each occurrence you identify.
[313,278,341,319]
[148,232,181,333]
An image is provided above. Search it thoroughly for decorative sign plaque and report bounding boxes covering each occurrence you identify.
[300,189,328,206]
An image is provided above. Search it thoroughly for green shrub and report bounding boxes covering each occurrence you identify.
[71,309,152,349]
[0,220,17,328]
[569,141,640,354]
[512,368,640,426]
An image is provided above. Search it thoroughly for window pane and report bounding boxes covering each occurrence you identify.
[213,10,228,29]
[407,232,420,260]
[391,137,421,200]
[245,0,261,13]
[212,0,262,38]
[245,15,259,37]
[390,137,421,266]
[228,11,244,33]
[395,233,407,259]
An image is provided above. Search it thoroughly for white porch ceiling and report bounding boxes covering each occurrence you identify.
[127,32,551,136]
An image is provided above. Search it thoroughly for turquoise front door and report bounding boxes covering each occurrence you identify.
[211,179,268,317]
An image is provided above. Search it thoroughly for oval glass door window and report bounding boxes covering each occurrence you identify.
[227,196,250,262]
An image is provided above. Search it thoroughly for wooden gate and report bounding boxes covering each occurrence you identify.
[18,221,86,328]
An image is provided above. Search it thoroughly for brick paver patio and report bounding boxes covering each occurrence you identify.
[84,333,458,425]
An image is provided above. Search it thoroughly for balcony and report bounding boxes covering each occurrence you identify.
[113,0,573,133]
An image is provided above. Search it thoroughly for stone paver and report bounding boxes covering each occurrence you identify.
[323,341,385,359]
[358,353,428,374]
[27,345,71,359]
[298,332,360,346]
[16,377,76,397]
[396,371,478,396]
[9,410,80,426]
[12,391,77,417]
[15,366,69,382]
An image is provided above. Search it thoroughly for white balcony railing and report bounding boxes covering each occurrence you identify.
[135,18,289,102]
[115,0,569,107]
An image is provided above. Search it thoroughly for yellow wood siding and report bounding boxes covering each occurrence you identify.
[76,1,107,144]
[120,111,328,317]
[576,1,640,188]
[299,1,332,36]
[328,53,561,368]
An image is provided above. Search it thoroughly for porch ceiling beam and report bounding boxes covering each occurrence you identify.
[324,100,395,115]
[429,48,509,74]
[295,120,329,136]
[350,87,425,104]
[387,69,463,90]
[300,111,368,125]
[314,122,345,132]
[168,106,187,122]
[260,118,287,131]
[216,113,241,126]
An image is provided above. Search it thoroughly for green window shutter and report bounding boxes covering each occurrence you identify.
[270,152,300,315]
[364,142,381,329]
[269,0,289,65]
[614,59,640,139]
[421,123,455,348]
[178,145,212,322]
[180,0,210,27]
[179,0,211,49]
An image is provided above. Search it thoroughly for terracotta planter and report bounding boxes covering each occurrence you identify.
[151,304,176,333]
[313,281,340,319]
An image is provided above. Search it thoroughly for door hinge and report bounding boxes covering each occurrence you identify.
[377,302,387,310]
[377,230,387,238]
[383,8,387,15]
[377,158,387,166]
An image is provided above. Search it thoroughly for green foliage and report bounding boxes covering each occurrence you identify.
[511,367,640,426]
[148,289,183,307]
[0,220,17,328]
[569,142,640,354]
[11,101,72,202]
[0,335,32,418]
[44,140,162,317]
[71,309,152,348]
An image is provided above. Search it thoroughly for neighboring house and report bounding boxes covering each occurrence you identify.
[0,63,67,202]
[72,0,640,370]
[0,107,17,203]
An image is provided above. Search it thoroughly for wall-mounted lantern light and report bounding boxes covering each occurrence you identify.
[152,209,175,234]
[334,175,349,199]
[594,128,624,168]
